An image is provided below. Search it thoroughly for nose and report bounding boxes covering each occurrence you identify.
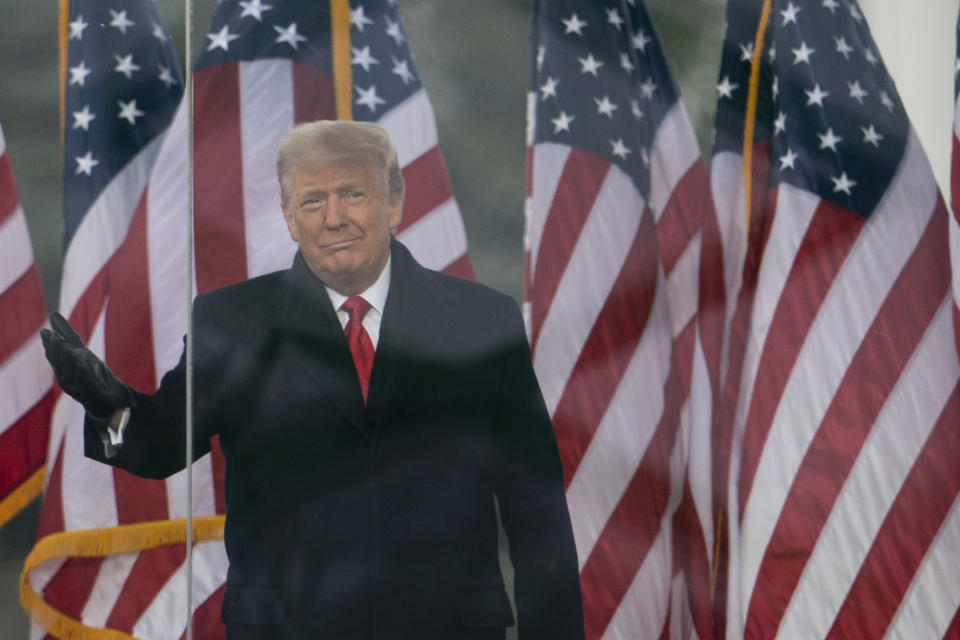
[324,196,348,228]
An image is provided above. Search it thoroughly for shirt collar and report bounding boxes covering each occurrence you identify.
[324,254,392,316]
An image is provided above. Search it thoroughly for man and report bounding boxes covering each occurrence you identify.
[41,120,585,639]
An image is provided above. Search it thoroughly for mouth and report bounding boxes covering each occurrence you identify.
[322,237,361,250]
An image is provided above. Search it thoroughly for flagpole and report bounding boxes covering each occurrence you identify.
[184,0,196,637]
[330,0,353,119]
[712,0,773,603]
[741,0,772,235]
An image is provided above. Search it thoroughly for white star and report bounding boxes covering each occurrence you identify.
[778,148,798,170]
[818,127,842,152]
[774,111,786,135]
[822,0,840,12]
[158,65,177,88]
[848,80,867,104]
[75,151,98,176]
[69,61,91,86]
[385,18,406,46]
[641,147,651,167]
[206,26,240,52]
[150,69,175,102]
[595,95,618,118]
[109,9,135,34]
[540,76,558,99]
[631,100,643,119]
[835,36,853,59]
[355,85,385,112]
[72,105,95,131]
[551,111,574,133]
[610,138,631,159]
[562,13,587,36]
[639,77,657,100]
[849,4,864,22]
[114,54,141,79]
[117,99,145,125]
[772,75,780,100]
[620,53,635,73]
[956,57,960,75]
[633,29,652,51]
[239,0,273,21]
[792,41,815,65]
[717,75,738,99]
[880,91,895,111]
[805,83,829,107]
[68,14,88,40]
[861,124,883,147]
[831,172,856,194]
[536,45,546,72]
[391,57,414,85]
[578,53,603,76]
[780,2,800,25]
[274,23,308,50]
[351,6,374,32]
[864,49,879,66]
[768,44,777,63]
[352,46,379,72]
[606,8,624,30]
[739,42,755,62]
[152,22,168,41]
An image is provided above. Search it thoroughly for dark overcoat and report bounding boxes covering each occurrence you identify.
[86,240,585,639]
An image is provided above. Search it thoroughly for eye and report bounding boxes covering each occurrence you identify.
[345,191,365,201]
[299,197,323,212]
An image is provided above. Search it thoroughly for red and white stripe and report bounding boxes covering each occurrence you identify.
[0,119,54,527]
[525,96,721,640]
[950,73,960,363]
[723,127,960,638]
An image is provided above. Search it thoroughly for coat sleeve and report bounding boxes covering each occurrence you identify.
[491,300,585,640]
[83,295,222,479]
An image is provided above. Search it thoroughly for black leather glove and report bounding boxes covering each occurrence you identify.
[39,312,135,419]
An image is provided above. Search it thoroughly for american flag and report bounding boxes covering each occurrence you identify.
[22,0,471,637]
[526,1,722,638]
[21,1,224,637]
[193,0,472,290]
[715,0,960,637]
[0,118,54,531]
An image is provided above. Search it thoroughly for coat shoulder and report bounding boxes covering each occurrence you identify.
[392,240,519,318]
[195,270,287,307]
[426,268,516,307]
[191,270,289,333]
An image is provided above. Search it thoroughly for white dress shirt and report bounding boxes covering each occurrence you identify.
[325,254,391,349]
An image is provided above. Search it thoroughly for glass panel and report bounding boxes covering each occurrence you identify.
[1,1,193,637]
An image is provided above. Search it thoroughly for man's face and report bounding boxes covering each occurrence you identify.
[282,161,402,295]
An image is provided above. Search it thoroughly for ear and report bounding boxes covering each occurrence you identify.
[387,199,403,232]
[282,208,300,242]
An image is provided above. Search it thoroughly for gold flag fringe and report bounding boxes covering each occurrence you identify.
[20,515,225,639]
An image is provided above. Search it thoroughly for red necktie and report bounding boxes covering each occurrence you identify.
[341,296,375,403]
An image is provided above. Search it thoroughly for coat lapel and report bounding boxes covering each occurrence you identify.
[271,252,370,437]
[366,241,450,434]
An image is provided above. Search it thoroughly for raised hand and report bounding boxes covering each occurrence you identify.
[40,312,134,418]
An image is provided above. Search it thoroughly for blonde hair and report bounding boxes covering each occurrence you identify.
[277,120,405,208]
